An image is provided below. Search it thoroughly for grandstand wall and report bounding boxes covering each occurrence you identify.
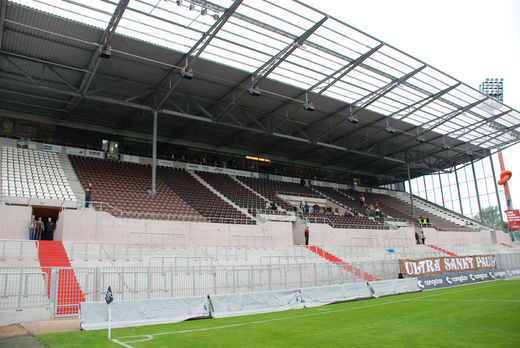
[0,205,32,239]
[55,208,294,245]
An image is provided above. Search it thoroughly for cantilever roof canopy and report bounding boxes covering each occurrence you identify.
[1,0,519,185]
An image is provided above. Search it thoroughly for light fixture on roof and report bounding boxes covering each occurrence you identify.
[201,7,207,15]
[180,67,193,79]
[347,114,358,123]
[189,3,195,10]
[303,93,314,111]
[212,14,220,20]
[247,86,261,96]
[176,0,182,5]
[98,45,112,59]
[464,151,473,157]
[441,143,452,150]
[416,135,426,143]
[384,119,396,134]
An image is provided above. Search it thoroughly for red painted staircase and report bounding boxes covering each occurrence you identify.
[38,241,85,315]
[426,244,458,257]
[306,246,379,282]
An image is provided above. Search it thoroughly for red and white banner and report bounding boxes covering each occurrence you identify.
[399,255,496,277]
[505,210,520,231]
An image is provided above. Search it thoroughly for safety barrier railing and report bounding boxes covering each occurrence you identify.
[0,240,40,262]
[230,235,273,248]
[0,267,49,310]
[148,256,214,268]
[260,255,307,265]
[128,232,187,248]
[3,252,520,316]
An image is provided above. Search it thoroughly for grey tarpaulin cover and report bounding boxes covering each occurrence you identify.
[367,278,419,298]
[210,289,303,318]
[80,295,209,330]
[300,283,371,307]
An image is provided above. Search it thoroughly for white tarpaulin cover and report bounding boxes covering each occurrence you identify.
[367,278,419,298]
[210,289,303,318]
[300,283,371,307]
[80,295,209,330]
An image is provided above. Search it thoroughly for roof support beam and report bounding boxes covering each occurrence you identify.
[345,83,461,150]
[313,64,427,142]
[63,0,130,114]
[386,97,488,154]
[153,0,243,110]
[0,0,7,49]
[214,16,328,122]
[269,43,384,133]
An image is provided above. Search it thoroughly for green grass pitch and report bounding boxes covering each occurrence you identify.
[39,280,520,347]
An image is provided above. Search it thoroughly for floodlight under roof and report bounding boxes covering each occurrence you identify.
[180,67,193,79]
[416,135,426,143]
[464,151,474,157]
[247,86,261,96]
[441,143,452,150]
[303,101,315,111]
[385,126,396,134]
[347,115,358,123]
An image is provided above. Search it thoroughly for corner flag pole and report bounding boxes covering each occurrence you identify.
[105,286,114,340]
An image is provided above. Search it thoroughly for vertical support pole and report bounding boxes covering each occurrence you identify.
[151,110,158,195]
[470,158,483,222]
[438,171,445,208]
[406,163,415,216]
[454,165,464,216]
[489,153,506,231]
[423,175,429,201]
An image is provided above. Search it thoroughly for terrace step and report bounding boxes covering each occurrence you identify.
[38,241,85,315]
[306,246,379,282]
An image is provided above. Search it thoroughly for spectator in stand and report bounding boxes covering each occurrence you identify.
[85,188,91,208]
[375,201,380,209]
[313,204,320,213]
[360,194,366,207]
[35,217,44,240]
[426,217,430,226]
[265,201,271,210]
[304,226,310,245]
[304,202,310,213]
[375,207,382,217]
[28,215,36,240]
[45,217,56,241]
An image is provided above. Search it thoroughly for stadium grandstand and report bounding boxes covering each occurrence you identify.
[0,0,520,329]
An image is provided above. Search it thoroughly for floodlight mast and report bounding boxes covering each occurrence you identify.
[479,78,513,210]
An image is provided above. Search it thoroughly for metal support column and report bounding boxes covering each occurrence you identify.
[423,175,429,201]
[470,158,483,221]
[438,171,445,208]
[454,165,464,216]
[151,110,158,195]
[406,163,415,216]
[489,154,506,231]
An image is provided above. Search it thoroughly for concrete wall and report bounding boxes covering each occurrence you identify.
[0,205,32,239]
[423,227,511,245]
[55,208,294,246]
[304,223,416,247]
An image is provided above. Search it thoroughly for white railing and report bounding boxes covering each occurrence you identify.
[0,240,40,262]
[229,235,273,248]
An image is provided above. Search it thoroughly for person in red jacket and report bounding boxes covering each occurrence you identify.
[304,227,310,246]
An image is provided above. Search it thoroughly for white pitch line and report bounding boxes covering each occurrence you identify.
[111,281,514,348]
[411,299,520,302]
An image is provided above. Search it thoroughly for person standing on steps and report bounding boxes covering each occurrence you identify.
[28,215,36,240]
[45,217,56,241]
[304,226,310,246]
[85,187,91,208]
[35,217,44,241]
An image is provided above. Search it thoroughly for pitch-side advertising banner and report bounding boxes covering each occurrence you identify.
[505,210,520,231]
[399,255,496,277]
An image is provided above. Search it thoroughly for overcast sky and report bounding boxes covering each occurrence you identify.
[305,0,520,213]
